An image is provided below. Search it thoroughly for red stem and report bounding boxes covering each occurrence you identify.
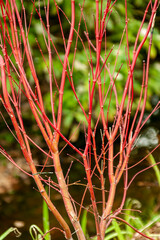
[0,55,72,240]
[56,0,75,143]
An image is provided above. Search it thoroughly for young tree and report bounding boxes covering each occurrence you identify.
[0,0,159,239]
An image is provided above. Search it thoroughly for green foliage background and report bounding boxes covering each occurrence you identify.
[2,0,160,135]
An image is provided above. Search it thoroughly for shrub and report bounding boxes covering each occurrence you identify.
[0,0,159,239]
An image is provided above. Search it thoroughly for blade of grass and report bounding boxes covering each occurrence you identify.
[43,186,51,240]
[29,225,44,240]
[124,198,142,237]
[0,227,21,240]
[111,219,125,240]
[104,231,128,240]
[139,215,160,233]
[81,209,88,236]
[147,151,160,186]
